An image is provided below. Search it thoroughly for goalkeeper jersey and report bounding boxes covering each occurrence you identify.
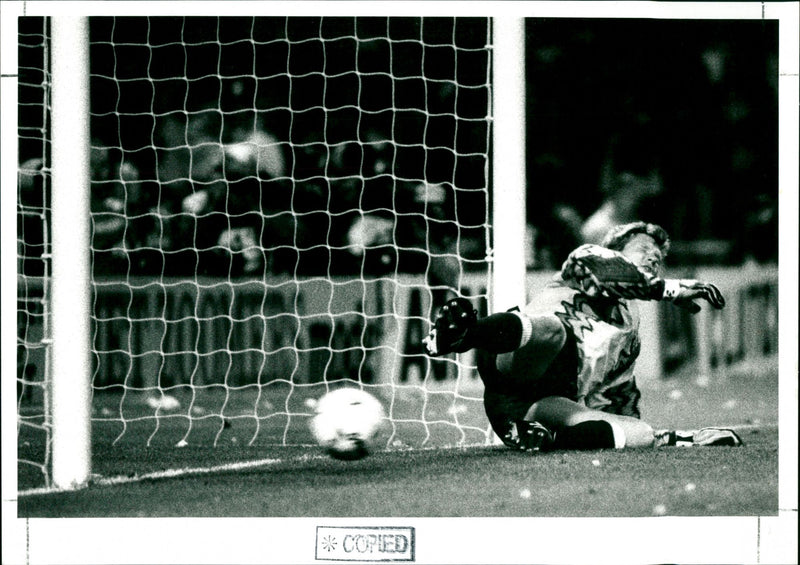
[522,244,665,417]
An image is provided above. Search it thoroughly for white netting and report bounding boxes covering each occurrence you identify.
[17,16,53,489]
[18,16,495,487]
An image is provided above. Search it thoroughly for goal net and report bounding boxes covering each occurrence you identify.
[17,16,498,490]
[17,16,55,491]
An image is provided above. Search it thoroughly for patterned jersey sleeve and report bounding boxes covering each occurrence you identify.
[560,244,665,301]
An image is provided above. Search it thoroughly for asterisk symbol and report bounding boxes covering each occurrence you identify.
[321,535,337,552]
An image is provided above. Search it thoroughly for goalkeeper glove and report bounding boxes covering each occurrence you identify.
[662,279,725,314]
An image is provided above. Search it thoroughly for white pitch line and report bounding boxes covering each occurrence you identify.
[16,452,325,497]
[14,442,494,498]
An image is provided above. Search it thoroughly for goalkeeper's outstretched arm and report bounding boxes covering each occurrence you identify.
[561,244,726,313]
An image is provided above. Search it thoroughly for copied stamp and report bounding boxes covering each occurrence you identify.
[315,526,415,562]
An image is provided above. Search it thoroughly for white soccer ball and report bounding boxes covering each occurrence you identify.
[310,388,385,461]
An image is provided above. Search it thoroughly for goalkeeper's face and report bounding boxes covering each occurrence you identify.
[620,233,664,277]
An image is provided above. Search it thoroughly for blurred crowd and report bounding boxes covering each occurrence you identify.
[17,94,777,283]
[17,17,778,285]
[18,109,467,288]
[524,20,778,270]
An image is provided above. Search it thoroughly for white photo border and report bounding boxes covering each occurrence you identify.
[2,2,797,564]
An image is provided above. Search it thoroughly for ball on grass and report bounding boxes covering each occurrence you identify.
[310,388,385,461]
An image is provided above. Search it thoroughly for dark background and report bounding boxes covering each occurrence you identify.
[526,18,778,266]
[18,17,779,275]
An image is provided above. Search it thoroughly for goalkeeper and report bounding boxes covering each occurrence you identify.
[423,221,743,451]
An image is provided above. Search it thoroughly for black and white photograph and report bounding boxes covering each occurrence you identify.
[2,1,797,564]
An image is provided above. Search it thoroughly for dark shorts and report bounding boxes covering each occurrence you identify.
[478,330,579,441]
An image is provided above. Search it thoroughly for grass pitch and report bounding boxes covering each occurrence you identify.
[17,363,779,517]
[18,429,777,517]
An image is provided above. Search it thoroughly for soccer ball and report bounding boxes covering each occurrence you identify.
[310,388,385,460]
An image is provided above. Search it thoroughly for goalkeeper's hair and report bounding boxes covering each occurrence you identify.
[601,221,670,257]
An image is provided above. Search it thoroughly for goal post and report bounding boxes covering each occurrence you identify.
[490,16,527,313]
[49,16,92,490]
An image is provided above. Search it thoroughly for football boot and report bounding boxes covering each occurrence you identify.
[422,297,477,356]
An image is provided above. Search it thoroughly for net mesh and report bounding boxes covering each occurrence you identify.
[18,16,494,487]
[18,16,53,489]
